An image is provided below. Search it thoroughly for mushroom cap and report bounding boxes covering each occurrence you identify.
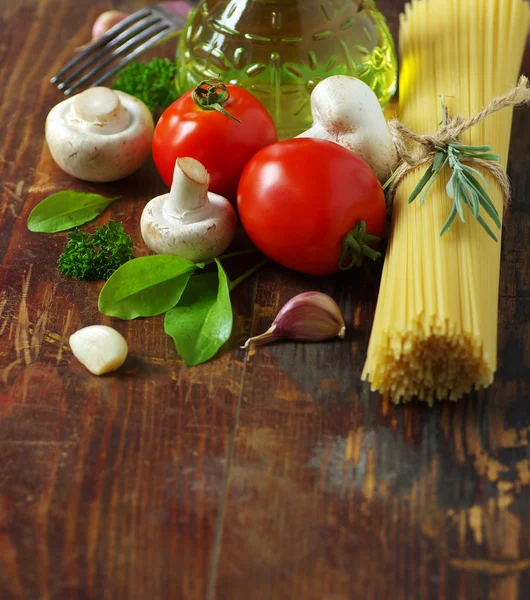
[298,76,398,182]
[140,192,237,263]
[45,88,154,182]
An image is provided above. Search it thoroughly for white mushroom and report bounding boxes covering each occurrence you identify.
[45,87,154,182]
[141,157,237,262]
[69,325,128,375]
[297,76,398,182]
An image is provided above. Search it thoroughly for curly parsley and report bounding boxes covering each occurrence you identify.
[112,58,179,118]
[58,221,134,281]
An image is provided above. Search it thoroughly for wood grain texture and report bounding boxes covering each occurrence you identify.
[0,1,529,598]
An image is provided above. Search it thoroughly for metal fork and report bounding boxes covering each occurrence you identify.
[50,4,189,96]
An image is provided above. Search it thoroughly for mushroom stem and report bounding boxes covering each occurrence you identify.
[141,157,237,262]
[73,87,130,134]
[165,157,211,222]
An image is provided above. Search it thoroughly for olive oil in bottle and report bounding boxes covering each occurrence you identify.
[176,0,397,138]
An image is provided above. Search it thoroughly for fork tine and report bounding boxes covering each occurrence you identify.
[63,23,173,96]
[50,8,153,83]
[56,15,162,90]
[89,28,179,90]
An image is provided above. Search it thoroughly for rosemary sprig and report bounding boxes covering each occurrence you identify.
[407,121,502,241]
[408,142,502,241]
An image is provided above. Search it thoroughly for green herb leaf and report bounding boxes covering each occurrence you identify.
[464,171,502,228]
[432,150,445,171]
[453,143,501,162]
[477,190,502,230]
[27,191,120,233]
[453,183,466,223]
[58,220,133,280]
[439,203,458,237]
[453,144,494,153]
[408,163,435,204]
[446,168,456,201]
[460,177,480,218]
[98,255,197,320]
[112,58,178,118]
[408,141,502,239]
[476,214,499,242]
[469,152,502,162]
[419,154,448,205]
[461,164,490,190]
[164,260,232,366]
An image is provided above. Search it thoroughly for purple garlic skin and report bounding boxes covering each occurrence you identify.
[243,291,346,350]
[76,11,129,51]
[79,3,194,52]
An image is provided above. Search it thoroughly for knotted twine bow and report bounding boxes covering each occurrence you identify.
[385,76,530,208]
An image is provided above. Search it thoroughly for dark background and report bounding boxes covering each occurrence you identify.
[0,1,529,598]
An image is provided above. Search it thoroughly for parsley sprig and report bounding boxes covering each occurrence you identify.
[58,221,134,281]
[112,58,178,118]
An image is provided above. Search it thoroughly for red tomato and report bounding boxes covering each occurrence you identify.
[237,138,386,276]
[152,82,277,202]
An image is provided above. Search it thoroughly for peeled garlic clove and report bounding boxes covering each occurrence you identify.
[242,292,346,350]
[69,325,128,375]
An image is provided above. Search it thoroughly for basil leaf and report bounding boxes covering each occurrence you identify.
[98,255,197,320]
[164,260,232,366]
[27,191,121,233]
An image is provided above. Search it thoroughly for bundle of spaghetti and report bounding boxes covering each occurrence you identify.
[362,0,530,403]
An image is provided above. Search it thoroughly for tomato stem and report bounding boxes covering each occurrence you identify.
[339,221,381,270]
[191,79,241,123]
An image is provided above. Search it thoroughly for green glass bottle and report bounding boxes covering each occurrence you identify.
[176,0,397,138]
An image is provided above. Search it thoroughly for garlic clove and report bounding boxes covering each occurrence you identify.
[242,292,346,350]
[69,325,128,375]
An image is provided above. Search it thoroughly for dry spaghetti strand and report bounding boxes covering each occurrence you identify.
[362,0,530,404]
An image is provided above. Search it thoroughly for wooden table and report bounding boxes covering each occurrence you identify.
[1,1,529,598]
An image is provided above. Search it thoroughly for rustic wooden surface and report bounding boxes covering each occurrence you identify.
[0,1,529,598]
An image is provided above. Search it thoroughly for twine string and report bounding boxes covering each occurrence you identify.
[386,75,530,207]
